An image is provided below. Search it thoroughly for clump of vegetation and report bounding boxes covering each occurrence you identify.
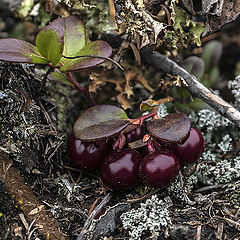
[67,103,204,190]
[0,15,112,105]
[1,1,240,239]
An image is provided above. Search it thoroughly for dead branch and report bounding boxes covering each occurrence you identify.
[140,47,240,128]
[76,193,111,240]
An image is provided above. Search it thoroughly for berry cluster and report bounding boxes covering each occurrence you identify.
[67,125,205,190]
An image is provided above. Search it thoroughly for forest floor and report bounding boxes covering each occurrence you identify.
[1,2,240,240]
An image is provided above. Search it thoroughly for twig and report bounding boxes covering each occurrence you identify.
[54,163,98,179]
[76,193,111,240]
[194,184,225,193]
[43,201,88,218]
[140,47,240,128]
[222,217,240,230]
[196,225,201,240]
[216,222,223,240]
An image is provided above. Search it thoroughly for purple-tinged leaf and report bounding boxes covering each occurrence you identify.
[36,25,64,66]
[60,40,112,72]
[147,113,191,143]
[47,70,73,86]
[0,38,49,64]
[74,105,130,141]
[51,16,86,61]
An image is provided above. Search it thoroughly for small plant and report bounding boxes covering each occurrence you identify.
[0,15,112,105]
[67,104,205,190]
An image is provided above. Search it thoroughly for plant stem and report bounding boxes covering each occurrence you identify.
[66,72,96,106]
[130,112,157,125]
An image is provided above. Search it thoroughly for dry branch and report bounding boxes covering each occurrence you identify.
[140,47,240,128]
[76,193,111,240]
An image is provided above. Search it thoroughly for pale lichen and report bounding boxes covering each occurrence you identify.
[218,134,232,154]
[157,103,168,118]
[190,108,232,132]
[196,156,240,185]
[120,195,172,240]
[167,175,198,204]
[227,75,240,109]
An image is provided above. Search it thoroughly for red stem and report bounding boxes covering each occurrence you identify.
[66,72,96,106]
[130,112,157,125]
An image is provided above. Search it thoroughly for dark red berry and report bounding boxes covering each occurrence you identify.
[139,151,180,188]
[125,125,146,143]
[171,127,205,166]
[125,125,148,156]
[100,148,142,190]
[67,134,110,172]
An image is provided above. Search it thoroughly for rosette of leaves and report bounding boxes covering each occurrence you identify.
[0,15,112,85]
[74,104,191,144]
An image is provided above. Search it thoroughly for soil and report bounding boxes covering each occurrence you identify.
[1,2,240,240]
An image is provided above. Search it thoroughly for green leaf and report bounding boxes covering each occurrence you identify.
[183,56,205,79]
[201,40,223,72]
[0,38,49,64]
[60,40,112,72]
[146,113,191,143]
[36,25,64,66]
[47,70,73,86]
[51,16,86,61]
[74,104,130,141]
[209,66,220,84]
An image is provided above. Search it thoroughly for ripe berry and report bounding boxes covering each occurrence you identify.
[67,134,110,172]
[100,148,142,190]
[171,127,205,166]
[139,151,180,188]
[125,125,146,143]
[125,125,148,156]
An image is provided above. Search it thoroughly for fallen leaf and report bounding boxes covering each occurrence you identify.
[124,71,135,99]
[136,71,154,92]
[116,93,133,110]
[28,205,45,215]
[129,42,141,66]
